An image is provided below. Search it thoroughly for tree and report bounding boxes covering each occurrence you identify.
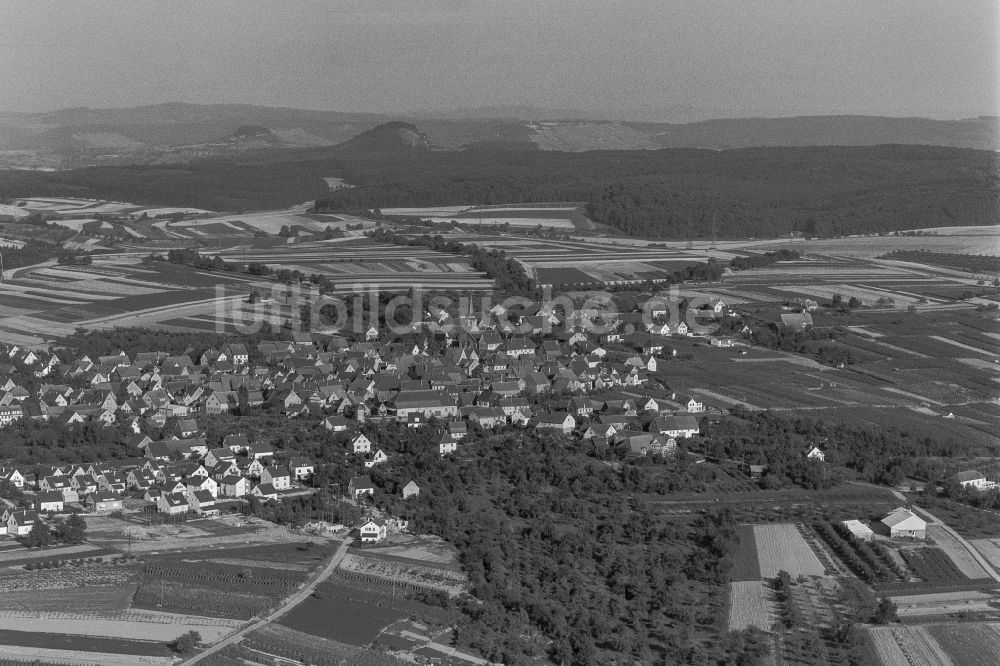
[872,597,897,624]
[28,518,50,548]
[170,630,202,654]
[64,513,87,543]
[847,296,862,309]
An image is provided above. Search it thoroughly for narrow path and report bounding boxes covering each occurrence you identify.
[182,537,352,665]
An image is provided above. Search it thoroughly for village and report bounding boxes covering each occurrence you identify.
[0,293,754,543]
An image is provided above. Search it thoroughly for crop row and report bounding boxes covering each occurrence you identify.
[813,522,898,583]
[243,624,409,666]
[141,562,299,588]
[899,548,969,585]
[133,583,272,620]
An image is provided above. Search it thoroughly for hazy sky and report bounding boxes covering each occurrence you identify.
[1,0,997,118]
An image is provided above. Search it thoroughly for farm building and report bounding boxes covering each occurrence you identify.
[880,507,926,540]
[841,519,874,542]
[950,470,994,492]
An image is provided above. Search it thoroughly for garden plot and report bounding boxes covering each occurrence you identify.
[338,551,468,596]
[727,580,775,631]
[752,524,826,578]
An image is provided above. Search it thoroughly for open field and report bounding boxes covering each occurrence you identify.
[727,580,775,631]
[0,645,173,666]
[869,625,953,666]
[925,622,1000,665]
[0,609,240,642]
[753,524,827,578]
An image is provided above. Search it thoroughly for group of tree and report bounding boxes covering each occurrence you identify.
[357,425,770,665]
[28,513,86,548]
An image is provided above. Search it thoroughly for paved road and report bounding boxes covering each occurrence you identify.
[182,537,352,665]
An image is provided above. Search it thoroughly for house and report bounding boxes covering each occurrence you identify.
[535,412,576,435]
[0,405,24,427]
[348,475,374,499]
[359,518,387,543]
[653,415,700,439]
[189,489,217,514]
[89,490,124,513]
[351,434,373,454]
[35,490,65,512]
[157,492,189,515]
[805,446,826,462]
[401,480,420,499]
[288,457,314,481]
[7,510,39,536]
[841,520,874,542]
[184,475,218,498]
[220,475,250,498]
[679,396,704,413]
[364,449,388,469]
[389,390,458,421]
[322,415,352,432]
[438,433,460,456]
[952,470,993,491]
[880,507,927,540]
[261,466,291,490]
[251,483,278,501]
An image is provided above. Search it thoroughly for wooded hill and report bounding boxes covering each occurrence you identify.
[1,144,995,239]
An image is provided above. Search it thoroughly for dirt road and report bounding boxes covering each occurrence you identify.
[182,537,352,665]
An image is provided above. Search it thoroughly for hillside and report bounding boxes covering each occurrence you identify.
[333,121,429,153]
[1,104,996,169]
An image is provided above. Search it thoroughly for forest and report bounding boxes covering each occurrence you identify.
[315,145,998,238]
[1,144,996,239]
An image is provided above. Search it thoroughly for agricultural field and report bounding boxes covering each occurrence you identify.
[925,622,1000,665]
[927,525,992,580]
[381,202,600,230]
[753,523,827,579]
[869,625,953,666]
[241,623,408,666]
[892,590,1000,619]
[727,580,775,631]
[341,536,469,597]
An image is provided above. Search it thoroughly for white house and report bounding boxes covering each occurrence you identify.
[806,446,826,462]
[359,519,387,543]
[881,507,927,540]
[952,470,993,491]
[351,434,373,454]
[261,466,291,490]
